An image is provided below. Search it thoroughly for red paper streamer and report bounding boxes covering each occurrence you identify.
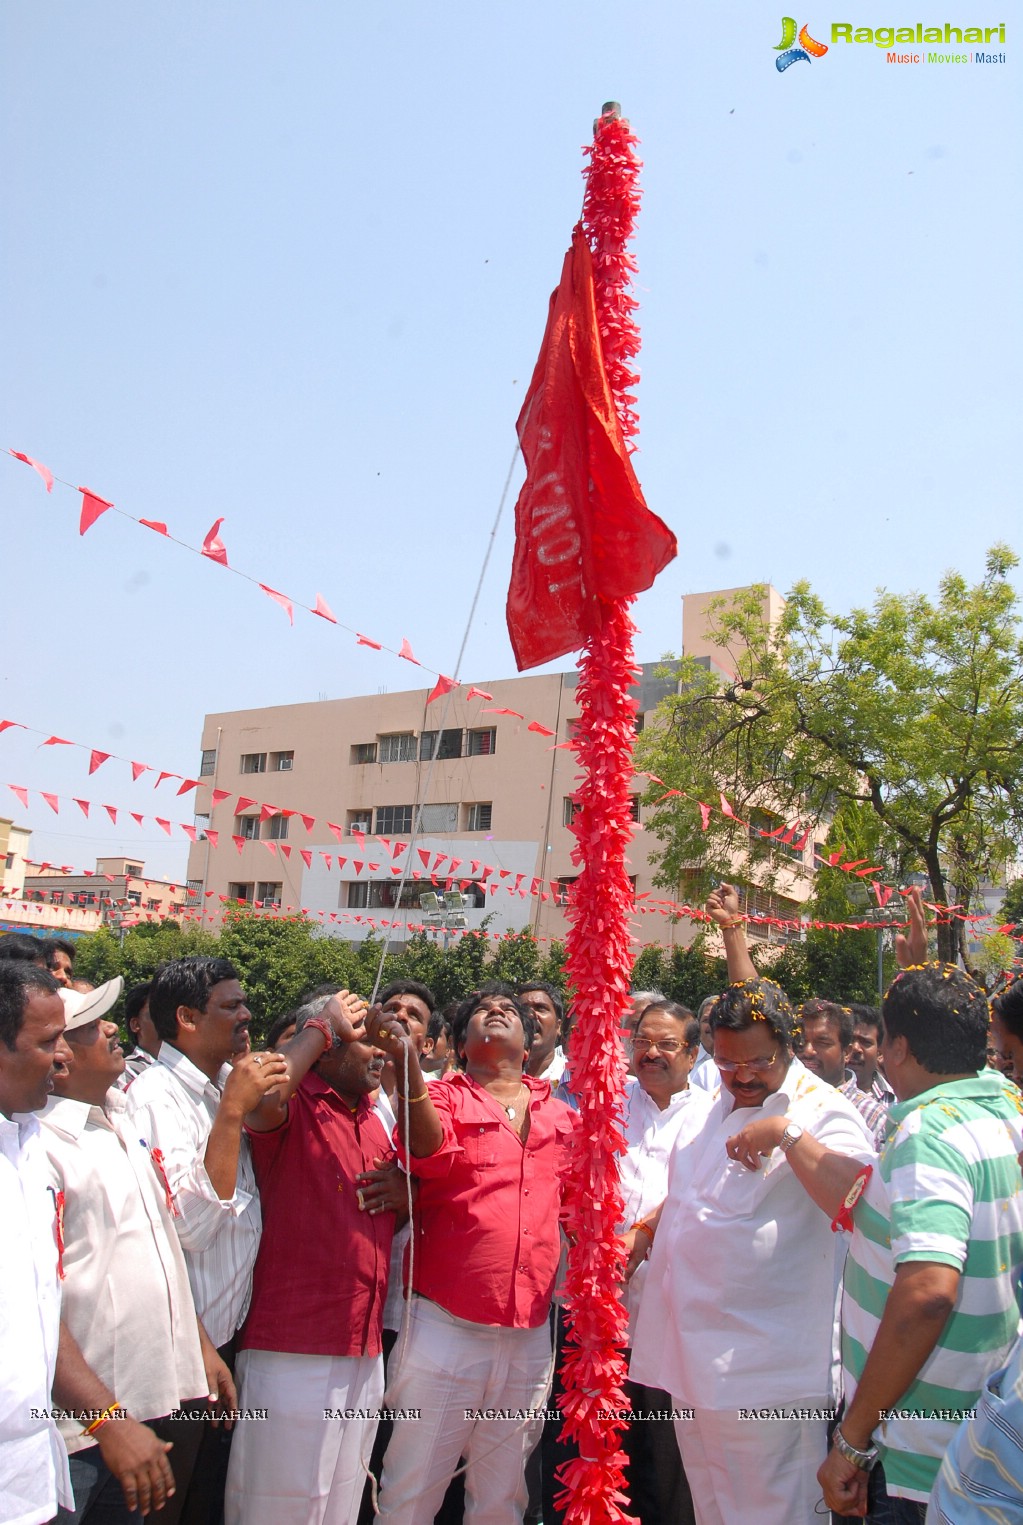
[78,487,113,536]
[10,449,54,492]
[201,517,229,567]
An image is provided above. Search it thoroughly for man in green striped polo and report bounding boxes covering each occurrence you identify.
[818,963,1023,1523]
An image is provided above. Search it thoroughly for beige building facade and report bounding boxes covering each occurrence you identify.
[184,588,816,951]
[23,857,187,930]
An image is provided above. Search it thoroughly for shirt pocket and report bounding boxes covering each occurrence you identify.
[454,1118,502,1170]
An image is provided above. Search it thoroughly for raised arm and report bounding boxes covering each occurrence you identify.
[364,1006,444,1158]
[706,882,757,984]
[246,991,370,1133]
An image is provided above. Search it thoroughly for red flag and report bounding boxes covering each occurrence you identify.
[88,749,110,774]
[299,813,315,833]
[313,593,337,623]
[140,518,168,535]
[398,638,419,664]
[260,584,294,625]
[131,812,145,827]
[9,785,29,808]
[212,788,232,804]
[131,762,150,782]
[356,634,382,650]
[42,736,71,749]
[527,721,555,737]
[177,778,199,795]
[466,687,493,702]
[300,849,313,868]
[201,518,229,567]
[42,793,59,813]
[73,799,90,818]
[10,450,54,492]
[104,805,118,824]
[427,675,458,704]
[328,822,344,843]
[205,829,219,847]
[79,487,113,535]
[505,228,676,670]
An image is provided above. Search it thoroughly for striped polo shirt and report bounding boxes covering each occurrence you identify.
[842,1070,1023,1502]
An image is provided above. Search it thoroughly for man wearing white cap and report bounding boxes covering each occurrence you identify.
[42,977,236,1525]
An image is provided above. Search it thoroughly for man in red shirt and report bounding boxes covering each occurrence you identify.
[368,983,576,1525]
[224,989,405,1525]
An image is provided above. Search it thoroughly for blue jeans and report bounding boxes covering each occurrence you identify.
[56,1447,142,1525]
[867,1463,928,1525]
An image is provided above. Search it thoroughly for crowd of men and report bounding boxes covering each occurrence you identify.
[1,889,1023,1525]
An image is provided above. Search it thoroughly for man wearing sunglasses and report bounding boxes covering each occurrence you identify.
[629,885,875,1525]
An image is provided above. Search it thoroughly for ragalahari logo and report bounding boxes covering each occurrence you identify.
[774,17,829,69]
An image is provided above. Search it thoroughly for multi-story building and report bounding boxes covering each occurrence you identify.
[184,588,816,951]
[0,817,31,898]
[23,857,187,930]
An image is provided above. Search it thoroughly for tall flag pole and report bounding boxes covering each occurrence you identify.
[506,104,677,1522]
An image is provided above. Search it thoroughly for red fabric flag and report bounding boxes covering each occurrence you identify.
[181,825,197,842]
[719,793,736,819]
[299,813,315,833]
[427,675,458,704]
[466,687,493,702]
[73,799,90,818]
[131,762,150,782]
[260,584,294,625]
[139,518,168,535]
[79,487,114,536]
[9,785,29,808]
[233,835,246,854]
[300,849,313,868]
[527,721,556,737]
[398,638,419,664]
[356,634,382,650]
[205,829,219,847]
[321,853,333,869]
[505,228,676,670]
[484,708,523,718]
[88,750,110,774]
[259,804,278,822]
[130,812,145,827]
[155,771,177,788]
[236,796,256,812]
[328,822,344,843]
[177,778,199,795]
[313,593,337,623]
[155,819,172,835]
[42,736,71,748]
[104,805,118,824]
[699,802,711,831]
[41,793,59,813]
[0,720,24,735]
[201,518,229,566]
[10,450,54,492]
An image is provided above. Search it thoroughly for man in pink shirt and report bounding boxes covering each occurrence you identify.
[368,983,576,1525]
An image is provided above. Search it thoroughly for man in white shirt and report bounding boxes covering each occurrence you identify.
[43,977,236,1524]
[0,963,75,1525]
[125,957,286,1524]
[688,994,721,1093]
[630,888,874,1525]
[521,983,567,1083]
[618,1000,712,1525]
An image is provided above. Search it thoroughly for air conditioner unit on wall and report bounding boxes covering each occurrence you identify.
[350,820,370,833]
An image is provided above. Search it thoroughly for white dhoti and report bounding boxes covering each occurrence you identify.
[673,1401,831,1525]
[376,1298,554,1525]
[225,1347,384,1525]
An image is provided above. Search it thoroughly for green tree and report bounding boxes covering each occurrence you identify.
[630,944,666,995]
[216,909,324,1041]
[637,549,1023,967]
[489,931,543,988]
[999,879,1023,937]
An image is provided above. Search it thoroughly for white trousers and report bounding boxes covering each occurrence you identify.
[225,1347,384,1525]
[376,1299,554,1525]
[673,1401,831,1525]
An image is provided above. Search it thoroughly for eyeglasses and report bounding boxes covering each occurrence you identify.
[631,1037,687,1055]
[715,1052,782,1076]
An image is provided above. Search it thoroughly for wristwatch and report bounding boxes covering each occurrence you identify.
[832,1425,879,1472]
[779,1121,804,1153]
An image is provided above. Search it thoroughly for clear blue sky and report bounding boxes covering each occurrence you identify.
[2,1,1019,883]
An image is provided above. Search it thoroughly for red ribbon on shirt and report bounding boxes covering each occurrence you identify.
[148,1145,180,1217]
[50,1187,66,1280]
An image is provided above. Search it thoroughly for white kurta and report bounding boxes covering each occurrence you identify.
[631,1057,874,1409]
[617,1078,714,1344]
[40,1092,208,1453]
[0,1113,72,1525]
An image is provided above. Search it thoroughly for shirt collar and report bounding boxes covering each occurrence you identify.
[2,1109,41,1154]
[888,1068,1008,1122]
[157,1042,229,1098]
[40,1094,105,1140]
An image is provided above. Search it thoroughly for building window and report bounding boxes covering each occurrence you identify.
[4,853,13,870]
[146,898,161,911]
[347,881,369,908]
[465,802,492,832]
[186,879,202,904]
[420,730,463,760]
[257,882,282,906]
[240,752,267,774]
[375,804,414,836]
[265,814,289,841]
[554,876,578,906]
[271,751,294,772]
[234,815,259,839]
[50,890,64,905]
[629,795,641,823]
[379,734,417,764]
[199,748,217,776]
[565,717,581,741]
[739,885,803,944]
[563,797,579,827]
[124,864,142,878]
[467,728,496,757]
[229,882,254,902]
[346,810,372,834]
[194,814,210,839]
[351,742,378,765]
[127,891,142,906]
[419,803,458,832]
